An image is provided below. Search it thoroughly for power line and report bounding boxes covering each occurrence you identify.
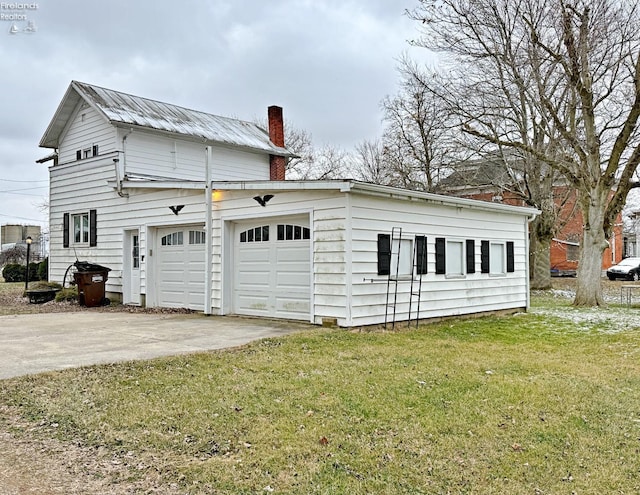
[0,178,48,183]
[0,190,48,198]
[0,213,47,222]
[0,186,49,193]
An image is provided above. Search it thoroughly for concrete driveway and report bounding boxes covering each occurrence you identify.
[0,312,310,379]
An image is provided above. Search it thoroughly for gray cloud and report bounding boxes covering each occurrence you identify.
[0,0,433,228]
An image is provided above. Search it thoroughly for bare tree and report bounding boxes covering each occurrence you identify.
[409,0,640,304]
[353,140,391,184]
[256,118,349,180]
[380,58,456,192]
[0,245,27,265]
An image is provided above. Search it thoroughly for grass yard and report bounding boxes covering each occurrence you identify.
[1,295,640,494]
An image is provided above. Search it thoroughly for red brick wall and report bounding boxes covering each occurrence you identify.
[460,187,623,271]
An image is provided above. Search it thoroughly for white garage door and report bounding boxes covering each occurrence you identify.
[156,226,206,311]
[234,217,311,320]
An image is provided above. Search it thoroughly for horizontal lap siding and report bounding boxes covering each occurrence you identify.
[58,106,115,164]
[50,160,206,299]
[212,190,347,323]
[349,194,529,327]
[125,133,270,181]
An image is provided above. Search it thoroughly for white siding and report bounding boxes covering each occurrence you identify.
[57,104,116,164]
[49,158,206,303]
[212,188,531,327]
[123,129,270,181]
[347,193,529,326]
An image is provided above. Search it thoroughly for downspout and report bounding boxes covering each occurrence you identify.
[525,211,538,311]
[204,146,213,315]
[115,129,133,198]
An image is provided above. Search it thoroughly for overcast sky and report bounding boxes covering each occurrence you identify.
[0,0,435,234]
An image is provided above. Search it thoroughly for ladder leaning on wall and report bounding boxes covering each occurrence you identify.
[384,227,425,330]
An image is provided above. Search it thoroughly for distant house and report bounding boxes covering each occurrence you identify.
[38,81,538,327]
[438,155,623,275]
[0,224,44,261]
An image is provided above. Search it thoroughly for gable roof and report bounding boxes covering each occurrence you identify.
[438,152,523,192]
[39,81,295,157]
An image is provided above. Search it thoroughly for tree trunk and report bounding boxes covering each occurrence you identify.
[574,193,609,306]
[530,235,552,290]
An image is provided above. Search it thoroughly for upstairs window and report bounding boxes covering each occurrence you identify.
[76,145,99,161]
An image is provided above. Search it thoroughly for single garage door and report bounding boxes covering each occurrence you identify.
[156,226,206,311]
[234,217,311,320]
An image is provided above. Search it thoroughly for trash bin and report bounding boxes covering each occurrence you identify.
[73,261,111,307]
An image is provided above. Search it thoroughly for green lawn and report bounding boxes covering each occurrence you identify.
[1,301,640,493]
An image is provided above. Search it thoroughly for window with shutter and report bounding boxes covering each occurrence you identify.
[481,241,490,273]
[466,239,475,273]
[435,237,446,274]
[377,234,391,276]
[415,236,427,275]
[506,241,515,272]
[63,213,69,248]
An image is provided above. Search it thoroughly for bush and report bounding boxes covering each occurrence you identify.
[2,263,24,282]
[37,257,48,281]
[55,287,78,303]
[2,262,42,282]
[28,262,39,282]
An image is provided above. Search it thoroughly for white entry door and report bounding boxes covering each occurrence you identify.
[123,229,141,305]
[233,217,311,320]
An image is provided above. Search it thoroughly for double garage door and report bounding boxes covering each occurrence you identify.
[233,217,311,320]
[156,218,311,320]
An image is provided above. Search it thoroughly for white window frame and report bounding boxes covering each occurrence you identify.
[446,239,465,277]
[490,241,506,275]
[72,212,90,245]
[390,238,413,279]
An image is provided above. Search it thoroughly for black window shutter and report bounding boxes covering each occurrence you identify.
[89,209,97,247]
[481,240,490,273]
[63,213,69,248]
[466,239,475,273]
[435,237,446,274]
[377,234,391,276]
[506,241,515,272]
[76,150,82,161]
[415,235,427,275]
[92,145,99,156]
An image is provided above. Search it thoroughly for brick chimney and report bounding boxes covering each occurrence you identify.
[268,105,286,181]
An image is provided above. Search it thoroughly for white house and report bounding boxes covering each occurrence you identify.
[39,81,538,327]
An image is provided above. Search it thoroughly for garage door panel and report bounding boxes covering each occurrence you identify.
[276,245,309,261]
[236,294,270,314]
[275,296,310,315]
[236,270,271,286]
[157,226,205,311]
[276,272,310,288]
[233,218,310,320]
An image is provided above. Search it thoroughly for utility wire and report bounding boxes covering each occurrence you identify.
[0,178,48,183]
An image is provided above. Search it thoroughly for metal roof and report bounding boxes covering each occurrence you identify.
[39,81,295,157]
